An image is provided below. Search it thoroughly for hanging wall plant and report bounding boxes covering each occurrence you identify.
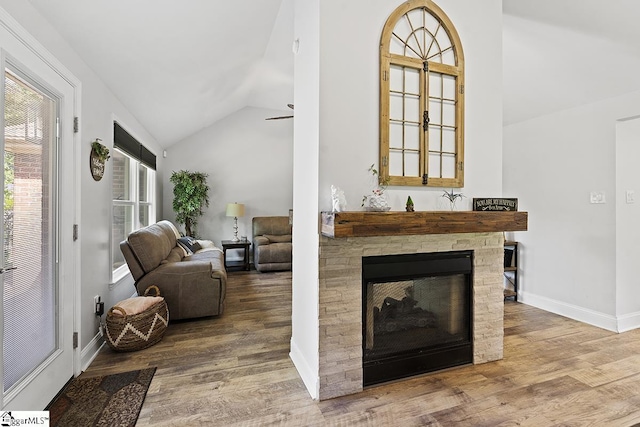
[90,138,110,181]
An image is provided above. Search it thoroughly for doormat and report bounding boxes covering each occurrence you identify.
[46,367,156,427]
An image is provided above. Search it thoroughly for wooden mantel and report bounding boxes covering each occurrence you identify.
[321,211,528,238]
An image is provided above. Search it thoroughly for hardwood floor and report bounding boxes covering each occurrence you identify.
[85,271,640,426]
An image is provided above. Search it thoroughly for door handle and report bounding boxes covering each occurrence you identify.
[0,266,17,274]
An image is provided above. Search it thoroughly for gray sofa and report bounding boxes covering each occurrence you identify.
[252,216,292,272]
[120,220,226,320]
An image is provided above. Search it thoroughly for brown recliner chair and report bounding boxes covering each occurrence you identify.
[252,216,292,272]
[120,220,226,320]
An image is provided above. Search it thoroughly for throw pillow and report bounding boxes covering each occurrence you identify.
[265,234,292,243]
[177,236,202,254]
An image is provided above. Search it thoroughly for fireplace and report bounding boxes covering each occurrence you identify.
[362,251,472,386]
[314,211,527,400]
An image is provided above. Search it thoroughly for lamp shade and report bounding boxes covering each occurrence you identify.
[226,203,245,217]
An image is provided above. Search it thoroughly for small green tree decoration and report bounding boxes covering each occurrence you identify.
[170,170,210,237]
[406,196,414,212]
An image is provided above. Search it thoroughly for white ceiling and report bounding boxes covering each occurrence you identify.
[27,0,294,147]
[503,0,640,125]
[24,0,640,144]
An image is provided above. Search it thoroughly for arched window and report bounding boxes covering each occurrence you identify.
[380,0,465,187]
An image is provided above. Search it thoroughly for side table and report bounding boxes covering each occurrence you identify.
[221,240,251,271]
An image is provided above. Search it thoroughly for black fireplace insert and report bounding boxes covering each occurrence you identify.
[362,250,473,386]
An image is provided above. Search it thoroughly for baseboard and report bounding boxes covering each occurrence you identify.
[81,331,105,371]
[519,290,618,332]
[615,311,640,333]
[289,339,319,400]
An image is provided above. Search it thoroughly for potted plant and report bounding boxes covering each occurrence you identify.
[442,189,464,211]
[170,170,210,237]
[361,164,390,211]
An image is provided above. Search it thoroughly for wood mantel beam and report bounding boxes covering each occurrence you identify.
[321,211,528,238]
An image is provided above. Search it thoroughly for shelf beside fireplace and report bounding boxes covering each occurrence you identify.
[321,211,528,238]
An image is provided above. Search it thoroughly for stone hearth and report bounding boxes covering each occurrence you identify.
[317,211,527,400]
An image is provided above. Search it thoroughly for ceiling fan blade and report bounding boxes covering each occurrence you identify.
[265,115,294,120]
[265,104,294,120]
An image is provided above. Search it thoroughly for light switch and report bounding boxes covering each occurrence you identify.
[590,191,606,204]
[626,190,635,204]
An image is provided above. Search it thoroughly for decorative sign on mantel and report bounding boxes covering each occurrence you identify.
[472,198,518,211]
[90,138,110,181]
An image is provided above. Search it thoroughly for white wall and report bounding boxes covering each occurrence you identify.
[290,0,321,399]
[615,116,640,330]
[162,106,293,251]
[504,90,640,331]
[0,1,164,360]
[317,0,504,213]
[290,0,504,399]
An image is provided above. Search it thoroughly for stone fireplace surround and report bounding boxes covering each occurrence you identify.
[317,211,527,400]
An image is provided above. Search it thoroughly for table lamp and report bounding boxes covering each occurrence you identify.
[226,202,245,242]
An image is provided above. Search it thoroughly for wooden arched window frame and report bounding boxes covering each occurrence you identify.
[380,0,465,187]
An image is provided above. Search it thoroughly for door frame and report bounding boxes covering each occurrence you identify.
[0,6,81,409]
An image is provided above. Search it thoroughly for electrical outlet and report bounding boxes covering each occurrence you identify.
[94,295,104,316]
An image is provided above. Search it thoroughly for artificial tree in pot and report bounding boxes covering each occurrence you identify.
[170,170,210,237]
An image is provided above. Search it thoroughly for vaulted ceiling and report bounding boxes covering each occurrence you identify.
[27,0,294,146]
[503,0,640,125]
[25,0,640,145]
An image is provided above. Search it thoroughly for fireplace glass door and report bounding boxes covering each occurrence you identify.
[362,251,472,386]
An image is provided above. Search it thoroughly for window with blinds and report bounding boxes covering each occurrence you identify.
[112,123,155,275]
